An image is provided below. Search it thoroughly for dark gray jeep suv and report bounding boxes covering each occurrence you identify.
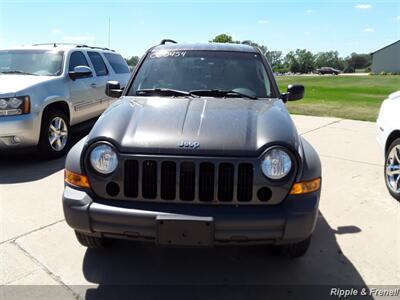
[63,40,321,257]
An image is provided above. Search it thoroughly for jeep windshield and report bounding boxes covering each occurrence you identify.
[129,50,274,99]
[0,50,64,76]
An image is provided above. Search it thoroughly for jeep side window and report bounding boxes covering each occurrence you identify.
[88,52,108,76]
[69,51,90,72]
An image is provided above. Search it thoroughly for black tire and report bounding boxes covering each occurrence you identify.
[384,138,400,202]
[38,109,70,158]
[75,231,108,249]
[276,236,312,258]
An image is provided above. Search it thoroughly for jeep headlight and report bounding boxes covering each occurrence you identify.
[261,148,292,180]
[90,144,118,174]
[0,96,30,116]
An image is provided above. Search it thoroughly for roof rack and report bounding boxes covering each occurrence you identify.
[32,43,115,52]
[33,43,87,47]
[75,45,115,52]
[160,39,177,45]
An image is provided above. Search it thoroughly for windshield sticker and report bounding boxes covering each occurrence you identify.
[150,50,186,59]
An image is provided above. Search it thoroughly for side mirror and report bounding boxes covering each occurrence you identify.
[106,81,123,98]
[281,84,304,102]
[69,65,92,80]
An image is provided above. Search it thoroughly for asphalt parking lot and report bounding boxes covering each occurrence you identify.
[0,115,399,299]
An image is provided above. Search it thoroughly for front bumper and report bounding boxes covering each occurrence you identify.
[63,186,320,245]
[0,113,41,149]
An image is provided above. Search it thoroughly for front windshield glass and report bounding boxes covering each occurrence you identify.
[0,50,64,76]
[129,50,273,98]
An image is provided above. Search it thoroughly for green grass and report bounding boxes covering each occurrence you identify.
[276,75,400,121]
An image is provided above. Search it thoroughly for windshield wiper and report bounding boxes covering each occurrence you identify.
[0,70,38,76]
[189,89,258,100]
[136,88,198,97]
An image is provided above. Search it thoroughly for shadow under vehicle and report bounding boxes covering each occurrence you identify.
[80,214,372,300]
[0,118,95,184]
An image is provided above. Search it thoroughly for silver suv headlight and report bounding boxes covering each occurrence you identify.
[261,148,292,180]
[89,144,118,174]
[0,96,30,116]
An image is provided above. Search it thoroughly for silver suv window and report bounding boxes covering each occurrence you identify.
[88,51,108,76]
[68,51,89,71]
[103,53,130,74]
[0,50,63,76]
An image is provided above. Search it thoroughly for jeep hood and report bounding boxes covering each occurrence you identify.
[0,74,52,96]
[88,96,299,156]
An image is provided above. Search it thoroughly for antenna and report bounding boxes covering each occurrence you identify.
[108,17,111,48]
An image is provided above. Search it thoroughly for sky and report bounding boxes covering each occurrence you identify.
[0,0,399,58]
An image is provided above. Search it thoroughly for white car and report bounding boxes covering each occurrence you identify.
[377,90,400,201]
[0,43,131,157]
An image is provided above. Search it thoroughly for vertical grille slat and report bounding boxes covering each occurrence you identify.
[161,161,176,200]
[179,162,195,201]
[218,163,234,202]
[237,163,254,202]
[142,160,157,199]
[199,162,215,201]
[124,160,139,197]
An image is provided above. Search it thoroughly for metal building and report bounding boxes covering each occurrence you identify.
[371,40,400,73]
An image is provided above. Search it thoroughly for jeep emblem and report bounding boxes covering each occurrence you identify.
[178,141,200,149]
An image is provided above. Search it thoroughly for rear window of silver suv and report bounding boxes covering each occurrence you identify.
[103,53,130,74]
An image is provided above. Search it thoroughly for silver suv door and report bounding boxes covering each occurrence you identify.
[86,51,110,115]
[67,51,97,124]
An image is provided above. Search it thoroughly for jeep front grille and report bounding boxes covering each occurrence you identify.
[124,159,254,203]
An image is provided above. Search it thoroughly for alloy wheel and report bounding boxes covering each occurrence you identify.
[48,117,68,151]
[386,145,400,193]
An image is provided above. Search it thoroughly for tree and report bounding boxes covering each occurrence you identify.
[265,50,283,71]
[125,56,139,68]
[284,49,315,73]
[284,51,300,73]
[210,34,235,43]
[315,51,345,70]
[345,53,371,71]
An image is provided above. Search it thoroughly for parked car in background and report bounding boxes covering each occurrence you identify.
[377,90,400,202]
[0,43,130,157]
[316,67,341,75]
[63,40,322,258]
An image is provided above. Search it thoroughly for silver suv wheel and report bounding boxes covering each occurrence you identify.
[386,144,400,193]
[48,117,68,151]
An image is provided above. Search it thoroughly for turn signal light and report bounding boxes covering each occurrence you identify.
[289,178,321,195]
[24,96,30,114]
[65,170,91,188]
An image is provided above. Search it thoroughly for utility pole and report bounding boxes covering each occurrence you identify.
[108,17,111,48]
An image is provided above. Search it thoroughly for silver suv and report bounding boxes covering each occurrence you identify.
[0,43,131,157]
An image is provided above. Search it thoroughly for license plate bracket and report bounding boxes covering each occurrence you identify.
[156,215,214,247]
